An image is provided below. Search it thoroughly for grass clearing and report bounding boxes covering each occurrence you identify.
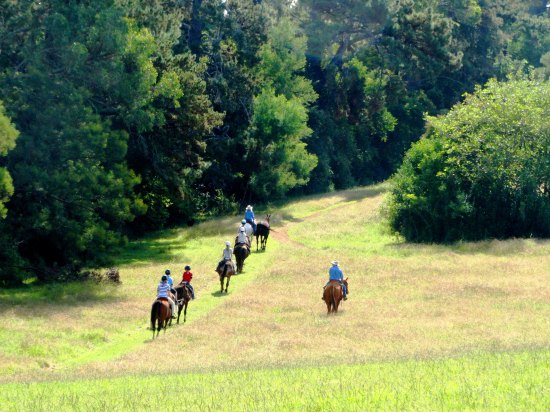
[0,183,548,410]
[1,350,548,411]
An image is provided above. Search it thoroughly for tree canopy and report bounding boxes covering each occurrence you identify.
[388,76,550,242]
[0,0,548,284]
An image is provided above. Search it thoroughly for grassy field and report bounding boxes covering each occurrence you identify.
[1,351,548,411]
[1,183,549,409]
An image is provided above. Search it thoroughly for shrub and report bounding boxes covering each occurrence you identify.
[388,77,550,242]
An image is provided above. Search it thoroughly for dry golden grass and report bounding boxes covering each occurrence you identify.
[1,184,549,383]
[75,186,550,379]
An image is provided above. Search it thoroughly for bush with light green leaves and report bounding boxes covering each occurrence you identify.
[388,76,550,242]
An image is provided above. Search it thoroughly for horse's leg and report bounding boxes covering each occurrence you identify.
[220,275,224,292]
[256,235,259,252]
[225,276,230,293]
[177,303,182,324]
[184,302,188,323]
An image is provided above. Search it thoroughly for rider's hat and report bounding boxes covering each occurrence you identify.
[331,261,339,266]
[161,275,168,282]
[240,227,245,232]
[225,241,231,246]
[165,269,171,275]
[184,265,191,271]
[246,205,252,210]
[241,219,246,224]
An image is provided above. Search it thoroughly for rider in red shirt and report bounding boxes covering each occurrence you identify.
[182,265,195,299]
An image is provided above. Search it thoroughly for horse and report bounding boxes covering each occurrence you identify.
[322,278,349,314]
[216,260,236,293]
[174,282,192,324]
[150,298,172,338]
[233,242,250,273]
[243,222,254,244]
[255,214,271,251]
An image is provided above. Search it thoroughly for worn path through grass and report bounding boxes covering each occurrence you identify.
[1,183,549,387]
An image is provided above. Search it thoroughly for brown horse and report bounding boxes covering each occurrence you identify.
[256,214,271,251]
[323,278,349,314]
[233,243,250,273]
[174,282,192,324]
[150,298,172,338]
[216,260,235,293]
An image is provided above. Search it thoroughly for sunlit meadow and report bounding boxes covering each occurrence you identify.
[1,184,548,409]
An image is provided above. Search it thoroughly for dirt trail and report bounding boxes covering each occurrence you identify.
[271,226,305,249]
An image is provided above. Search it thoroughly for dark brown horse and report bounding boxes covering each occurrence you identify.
[150,298,172,338]
[323,278,349,314]
[256,214,271,251]
[233,243,250,273]
[174,282,192,324]
[216,260,235,293]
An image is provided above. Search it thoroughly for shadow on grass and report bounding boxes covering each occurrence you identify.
[211,291,228,297]
[116,230,192,266]
[275,184,389,225]
[384,237,550,257]
[0,280,119,313]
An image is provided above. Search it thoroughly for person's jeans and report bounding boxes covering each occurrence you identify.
[325,281,347,298]
[246,219,257,234]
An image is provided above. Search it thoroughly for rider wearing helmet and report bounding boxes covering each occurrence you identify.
[216,241,233,274]
[244,205,257,235]
[237,226,249,246]
[157,275,177,318]
[181,265,195,300]
[165,269,177,298]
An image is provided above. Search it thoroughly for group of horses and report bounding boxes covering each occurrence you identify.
[150,281,193,337]
[216,214,271,294]
[151,214,271,338]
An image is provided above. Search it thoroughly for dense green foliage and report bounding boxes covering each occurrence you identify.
[388,77,550,242]
[0,0,547,283]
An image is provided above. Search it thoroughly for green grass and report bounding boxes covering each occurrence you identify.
[0,216,279,377]
[0,183,548,410]
[1,350,548,411]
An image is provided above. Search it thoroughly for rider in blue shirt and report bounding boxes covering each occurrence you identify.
[244,205,256,234]
[165,269,177,300]
[326,261,347,300]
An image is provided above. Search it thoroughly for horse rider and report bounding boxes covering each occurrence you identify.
[216,241,233,274]
[324,261,347,300]
[157,274,177,318]
[236,226,250,247]
[165,269,177,300]
[181,265,195,300]
[244,205,256,235]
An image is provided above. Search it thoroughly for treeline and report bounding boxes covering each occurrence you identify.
[0,0,548,285]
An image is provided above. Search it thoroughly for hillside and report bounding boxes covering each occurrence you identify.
[0,184,548,390]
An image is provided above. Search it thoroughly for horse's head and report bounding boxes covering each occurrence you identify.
[265,214,271,223]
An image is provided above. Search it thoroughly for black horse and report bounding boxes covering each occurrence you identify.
[256,214,271,251]
[174,282,192,323]
[233,242,250,273]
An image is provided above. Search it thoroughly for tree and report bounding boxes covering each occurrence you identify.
[0,0,152,280]
[388,76,550,242]
[245,18,318,200]
[0,102,18,219]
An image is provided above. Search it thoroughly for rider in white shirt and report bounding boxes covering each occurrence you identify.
[237,227,249,246]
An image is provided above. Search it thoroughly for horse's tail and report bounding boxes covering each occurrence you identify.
[331,285,337,311]
[151,300,160,330]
